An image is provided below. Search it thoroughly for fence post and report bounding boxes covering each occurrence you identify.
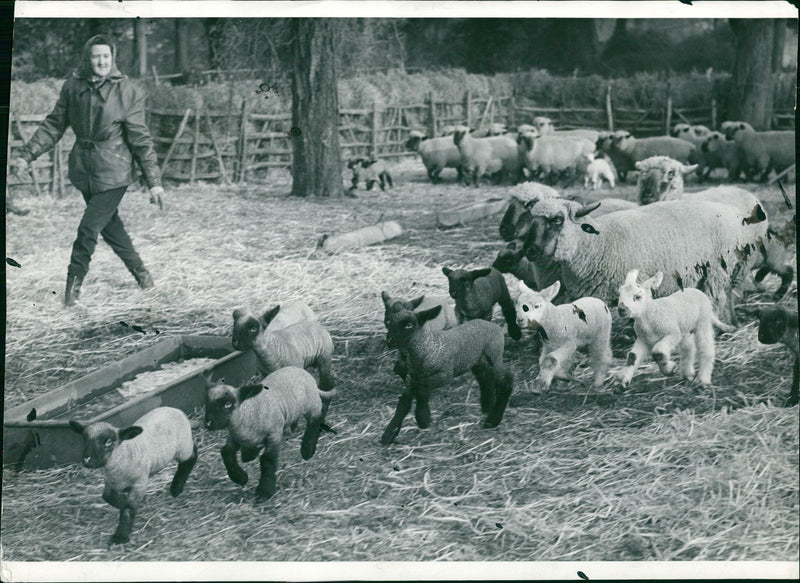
[711,97,718,130]
[238,100,250,183]
[428,92,437,137]
[189,107,201,184]
[665,81,672,136]
[464,89,472,129]
[372,100,380,160]
[605,84,614,131]
[509,90,516,128]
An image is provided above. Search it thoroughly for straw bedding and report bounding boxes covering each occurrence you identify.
[3,164,797,561]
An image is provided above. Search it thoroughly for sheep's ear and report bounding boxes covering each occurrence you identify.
[119,426,143,441]
[416,305,442,324]
[239,383,264,402]
[624,269,640,285]
[541,280,561,302]
[380,291,392,306]
[680,164,698,176]
[232,308,245,321]
[409,295,426,309]
[69,420,85,434]
[442,267,453,278]
[644,272,664,291]
[470,268,493,281]
[518,280,534,295]
[262,305,281,326]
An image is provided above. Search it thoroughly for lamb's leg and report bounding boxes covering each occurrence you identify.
[678,334,697,382]
[102,484,124,509]
[255,442,281,501]
[170,442,198,497]
[694,321,716,386]
[651,333,681,376]
[590,341,612,388]
[414,375,440,429]
[774,266,794,300]
[384,171,393,188]
[316,354,335,391]
[485,366,513,428]
[221,436,248,485]
[619,339,650,388]
[301,414,323,460]
[498,281,523,341]
[381,390,414,445]
[786,354,799,407]
[472,360,497,413]
[109,482,145,545]
[240,446,260,462]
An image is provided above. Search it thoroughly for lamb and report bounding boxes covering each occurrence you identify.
[699,131,744,181]
[596,130,635,182]
[726,123,795,182]
[405,130,463,184]
[517,193,767,322]
[381,305,513,444]
[238,305,335,389]
[204,366,335,500]
[634,156,790,303]
[582,152,616,190]
[617,269,734,387]
[381,291,459,380]
[517,130,596,185]
[348,158,393,192]
[758,305,799,407]
[453,125,521,186]
[516,280,612,392]
[232,300,316,351]
[69,407,197,545]
[442,266,522,340]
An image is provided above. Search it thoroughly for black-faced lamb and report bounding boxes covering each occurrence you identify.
[517,193,767,322]
[69,407,197,545]
[758,305,799,406]
[237,305,335,390]
[381,305,513,444]
[405,130,463,183]
[442,266,522,341]
[232,300,316,351]
[452,125,521,186]
[348,158,393,192]
[381,291,459,380]
[617,269,734,388]
[726,123,795,182]
[516,280,612,391]
[204,366,335,500]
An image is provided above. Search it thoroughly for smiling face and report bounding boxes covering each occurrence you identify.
[89,44,113,78]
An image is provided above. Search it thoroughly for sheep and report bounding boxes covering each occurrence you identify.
[516,193,767,322]
[611,131,697,171]
[532,116,601,143]
[758,305,799,406]
[672,123,711,146]
[405,130,463,184]
[453,125,521,186]
[596,130,635,182]
[726,123,795,182]
[232,301,316,352]
[699,131,744,181]
[516,280,612,392]
[69,407,197,545]
[348,158,393,192]
[381,291,459,380]
[753,217,796,301]
[442,266,522,341]
[381,305,513,444]
[721,120,754,141]
[204,366,335,500]
[617,269,734,387]
[582,152,616,190]
[517,130,595,185]
[238,305,335,389]
[634,156,791,303]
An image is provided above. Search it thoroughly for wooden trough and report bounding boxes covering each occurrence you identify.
[436,197,509,228]
[3,335,258,471]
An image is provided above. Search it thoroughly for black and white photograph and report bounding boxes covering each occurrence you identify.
[2,1,798,580]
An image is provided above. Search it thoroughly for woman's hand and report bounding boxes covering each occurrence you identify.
[11,158,31,181]
[148,186,164,210]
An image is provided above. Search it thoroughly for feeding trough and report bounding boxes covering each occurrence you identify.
[3,335,258,471]
[436,197,509,228]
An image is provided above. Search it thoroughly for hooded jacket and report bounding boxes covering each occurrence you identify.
[19,35,162,193]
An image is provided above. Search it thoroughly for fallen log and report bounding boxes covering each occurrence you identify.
[318,220,403,253]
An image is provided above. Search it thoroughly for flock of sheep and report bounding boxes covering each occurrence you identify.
[67,117,796,548]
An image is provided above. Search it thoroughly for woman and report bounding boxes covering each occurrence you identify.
[12,34,165,307]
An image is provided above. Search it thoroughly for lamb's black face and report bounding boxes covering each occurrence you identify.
[232,313,260,351]
[386,310,419,349]
[383,299,413,329]
[444,269,472,302]
[70,422,119,469]
[758,308,787,345]
[493,244,523,273]
[205,386,237,430]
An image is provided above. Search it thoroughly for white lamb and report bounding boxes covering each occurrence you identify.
[582,152,616,190]
[515,280,612,392]
[617,269,735,388]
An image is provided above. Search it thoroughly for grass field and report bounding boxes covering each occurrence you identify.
[3,160,798,563]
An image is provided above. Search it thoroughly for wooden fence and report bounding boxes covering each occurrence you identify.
[7,86,795,195]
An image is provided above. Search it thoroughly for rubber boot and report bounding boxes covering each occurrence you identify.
[129,266,154,289]
[64,274,83,307]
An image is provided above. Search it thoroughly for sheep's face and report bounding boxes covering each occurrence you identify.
[232,309,263,351]
[442,267,481,303]
[385,309,421,348]
[617,270,663,318]
[381,291,424,329]
[499,200,535,242]
[405,135,423,152]
[701,132,725,154]
[521,200,572,261]
[758,307,790,345]
[69,421,142,469]
[204,384,238,430]
[612,132,635,152]
[515,290,547,329]
[493,242,524,273]
[672,124,691,138]
[532,117,554,135]
[635,157,690,205]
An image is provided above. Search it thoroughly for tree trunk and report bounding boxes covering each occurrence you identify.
[205,18,224,71]
[772,19,787,72]
[174,20,190,76]
[133,19,147,78]
[290,19,344,198]
[728,19,775,130]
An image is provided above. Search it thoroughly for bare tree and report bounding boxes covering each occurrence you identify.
[728,19,777,130]
[290,19,345,198]
[133,19,147,77]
